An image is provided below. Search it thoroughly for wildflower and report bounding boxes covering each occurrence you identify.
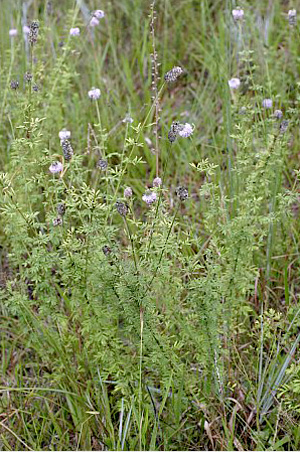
[33,84,39,92]
[279,120,289,134]
[93,10,105,19]
[228,78,241,89]
[232,8,244,21]
[59,129,71,141]
[123,114,134,123]
[142,190,157,205]
[23,25,30,34]
[124,187,133,198]
[97,159,108,170]
[88,87,101,100]
[9,29,18,37]
[89,17,100,27]
[164,66,183,82]
[29,21,39,45]
[153,177,162,187]
[274,109,283,119]
[57,203,66,216]
[53,217,63,226]
[24,72,32,83]
[49,161,63,173]
[115,201,128,217]
[70,27,80,36]
[288,9,297,26]
[10,80,19,90]
[178,123,194,138]
[61,139,73,161]
[176,186,188,201]
[262,98,272,109]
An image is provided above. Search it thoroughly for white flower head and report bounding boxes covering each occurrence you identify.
[228,77,241,89]
[59,129,71,141]
[262,98,272,109]
[89,16,100,27]
[232,8,244,21]
[123,114,134,124]
[70,27,80,36]
[49,161,63,174]
[23,25,30,34]
[93,10,105,19]
[88,87,101,100]
[142,190,157,205]
[178,123,194,138]
[9,29,18,37]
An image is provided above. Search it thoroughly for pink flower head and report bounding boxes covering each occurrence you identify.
[262,98,272,109]
[9,29,18,37]
[70,27,80,36]
[49,161,63,174]
[124,187,133,198]
[23,25,30,34]
[153,177,162,187]
[142,190,157,205]
[178,123,194,138]
[232,8,244,21]
[228,77,241,89]
[88,87,101,100]
[89,16,100,27]
[274,109,283,119]
[93,10,105,19]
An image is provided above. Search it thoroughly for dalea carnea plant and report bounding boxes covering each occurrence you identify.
[2,1,300,450]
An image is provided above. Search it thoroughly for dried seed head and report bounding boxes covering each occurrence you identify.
[29,21,39,45]
[176,186,188,201]
[164,66,183,82]
[53,217,63,226]
[279,120,289,134]
[115,201,128,217]
[57,203,66,216]
[10,80,19,90]
[97,159,108,170]
[61,139,73,161]
[168,130,177,143]
[288,9,297,26]
[102,245,112,256]
[24,72,33,83]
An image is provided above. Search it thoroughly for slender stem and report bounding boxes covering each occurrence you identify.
[139,306,144,451]
[124,217,138,274]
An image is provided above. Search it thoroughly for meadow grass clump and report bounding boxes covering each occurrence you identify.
[1,0,300,450]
